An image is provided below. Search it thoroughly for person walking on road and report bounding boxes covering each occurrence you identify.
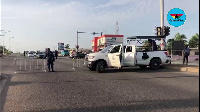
[23,51,25,57]
[55,50,58,59]
[183,45,190,65]
[44,48,55,72]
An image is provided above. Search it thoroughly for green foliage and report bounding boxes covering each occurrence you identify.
[174,33,187,44]
[65,44,70,49]
[189,33,199,48]
[167,33,188,54]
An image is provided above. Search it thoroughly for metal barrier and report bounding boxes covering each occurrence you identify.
[14,58,47,73]
[72,58,85,70]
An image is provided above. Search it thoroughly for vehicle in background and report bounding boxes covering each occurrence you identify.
[36,52,46,59]
[76,52,86,58]
[27,52,35,57]
[61,50,69,56]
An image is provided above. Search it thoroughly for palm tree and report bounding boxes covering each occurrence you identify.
[189,33,199,48]
[174,33,187,44]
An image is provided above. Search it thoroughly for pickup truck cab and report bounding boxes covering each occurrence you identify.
[84,44,170,73]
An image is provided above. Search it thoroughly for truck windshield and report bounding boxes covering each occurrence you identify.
[100,46,113,53]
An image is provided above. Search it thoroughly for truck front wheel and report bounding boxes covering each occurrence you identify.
[96,61,106,73]
[150,59,161,70]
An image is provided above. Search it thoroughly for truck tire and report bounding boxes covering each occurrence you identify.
[139,65,147,69]
[89,67,96,71]
[150,59,161,70]
[96,61,106,73]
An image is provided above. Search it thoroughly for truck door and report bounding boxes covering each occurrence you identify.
[124,45,136,66]
[108,45,122,67]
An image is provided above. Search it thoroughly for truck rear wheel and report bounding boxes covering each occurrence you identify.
[96,61,106,73]
[150,59,161,70]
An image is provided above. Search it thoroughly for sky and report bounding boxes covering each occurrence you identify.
[0,0,199,53]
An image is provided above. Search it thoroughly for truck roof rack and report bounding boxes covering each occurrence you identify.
[127,36,166,40]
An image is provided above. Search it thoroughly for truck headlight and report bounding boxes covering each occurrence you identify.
[88,56,95,59]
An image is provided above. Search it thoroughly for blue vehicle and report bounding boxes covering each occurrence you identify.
[61,50,69,56]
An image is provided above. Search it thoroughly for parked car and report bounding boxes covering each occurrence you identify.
[36,52,46,58]
[27,52,35,57]
[70,52,86,59]
[61,50,69,56]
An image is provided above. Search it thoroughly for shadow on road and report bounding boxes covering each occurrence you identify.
[36,97,199,112]
[104,67,180,74]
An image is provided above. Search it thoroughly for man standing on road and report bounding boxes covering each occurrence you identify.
[44,48,55,72]
[55,50,58,59]
[183,45,190,65]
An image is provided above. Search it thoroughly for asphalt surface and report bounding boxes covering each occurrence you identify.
[0,54,199,112]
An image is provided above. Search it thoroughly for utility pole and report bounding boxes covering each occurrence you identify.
[76,31,86,52]
[160,0,165,50]
[77,31,78,51]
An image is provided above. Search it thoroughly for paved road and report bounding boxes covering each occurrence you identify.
[1,54,199,112]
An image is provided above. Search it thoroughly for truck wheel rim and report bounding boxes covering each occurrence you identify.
[100,62,105,71]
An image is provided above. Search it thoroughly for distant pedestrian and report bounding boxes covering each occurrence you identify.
[44,48,55,72]
[183,45,191,65]
[24,51,25,57]
[55,50,58,59]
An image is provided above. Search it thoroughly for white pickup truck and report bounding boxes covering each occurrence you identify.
[84,44,170,73]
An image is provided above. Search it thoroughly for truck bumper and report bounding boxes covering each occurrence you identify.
[84,60,96,68]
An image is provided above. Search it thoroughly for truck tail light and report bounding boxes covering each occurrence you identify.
[164,52,168,56]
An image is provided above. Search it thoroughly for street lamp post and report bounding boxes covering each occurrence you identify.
[76,31,86,51]
[9,37,14,52]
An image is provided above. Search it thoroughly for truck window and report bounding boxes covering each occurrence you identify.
[126,46,132,52]
[110,45,121,53]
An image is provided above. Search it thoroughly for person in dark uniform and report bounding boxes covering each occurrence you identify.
[24,51,26,57]
[44,48,55,72]
[55,50,58,59]
[183,45,190,65]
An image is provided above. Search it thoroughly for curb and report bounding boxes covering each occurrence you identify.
[167,66,199,73]
[0,74,9,94]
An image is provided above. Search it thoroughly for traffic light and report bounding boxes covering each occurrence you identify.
[164,26,170,36]
[155,27,161,36]
[76,45,79,49]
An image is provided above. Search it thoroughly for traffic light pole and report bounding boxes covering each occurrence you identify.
[160,0,165,50]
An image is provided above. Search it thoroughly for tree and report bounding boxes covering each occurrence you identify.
[65,44,70,49]
[166,33,187,55]
[189,33,199,48]
[174,33,187,44]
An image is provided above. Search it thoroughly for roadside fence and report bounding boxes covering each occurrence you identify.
[14,58,47,73]
[72,58,85,70]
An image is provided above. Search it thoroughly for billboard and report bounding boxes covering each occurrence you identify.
[58,43,64,50]
[172,41,185,50]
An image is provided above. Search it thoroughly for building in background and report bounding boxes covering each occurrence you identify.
[58,42,64,51]
[91,34,124,52]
